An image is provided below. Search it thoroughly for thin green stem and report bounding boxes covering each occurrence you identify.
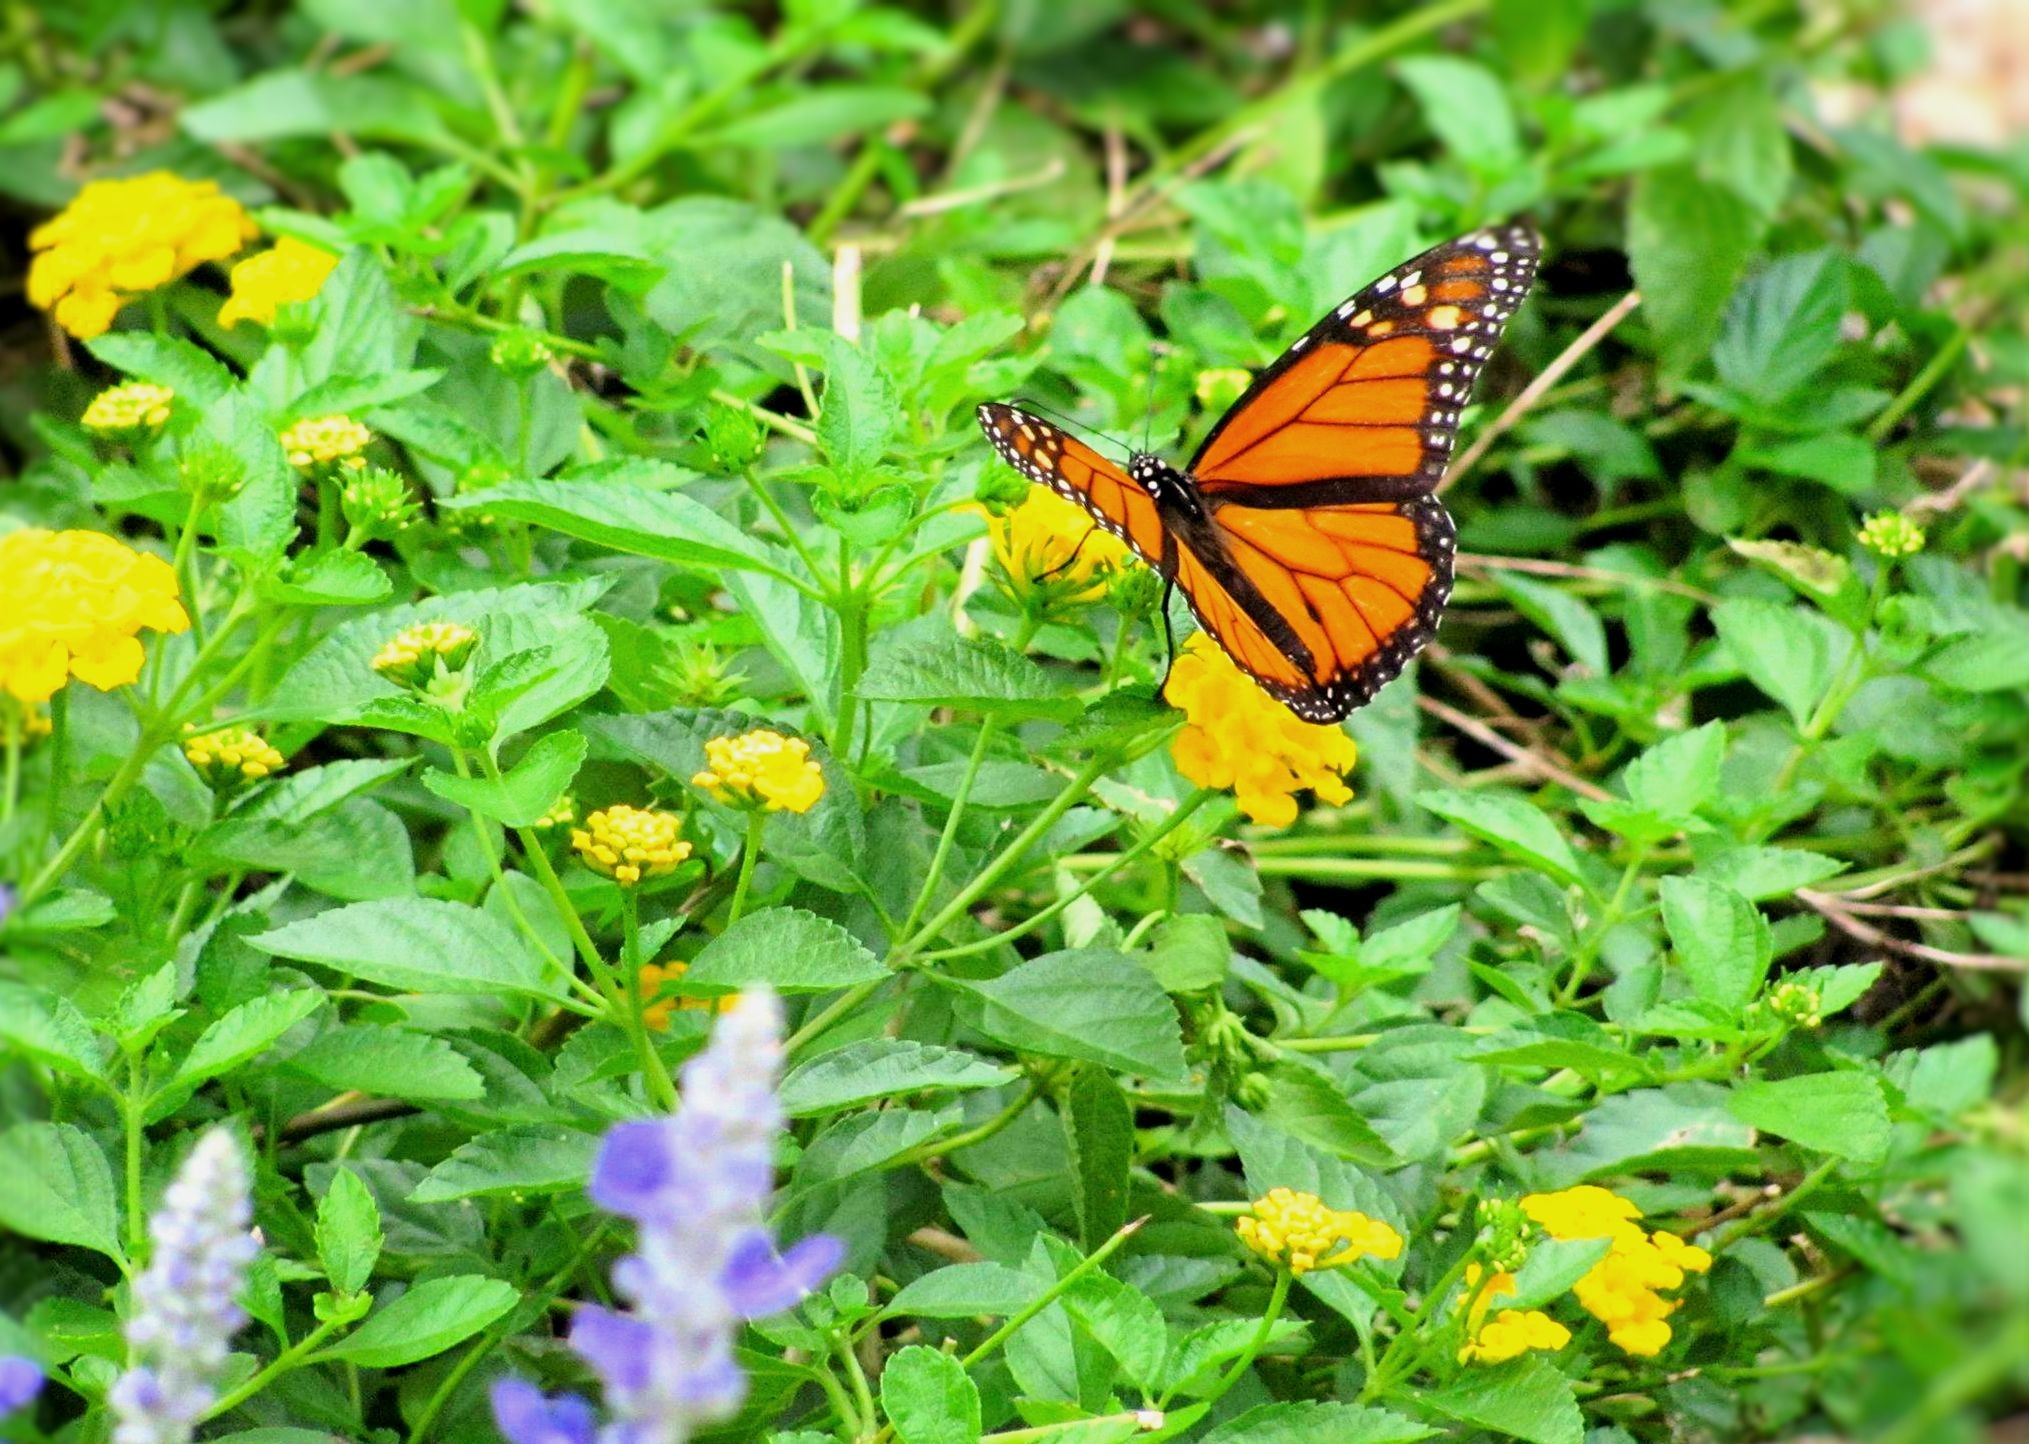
[1196,1269,1292,1411]
[123,1054,147,1262]
[728,812,767,924]
[900,718,1000,940]
[618,888,676,1111]
[960,1218,1145,1370]
[207,1305,366,1421]
[888,1083,1041,1172]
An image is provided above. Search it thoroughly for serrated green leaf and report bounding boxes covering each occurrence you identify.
[686,908,888,994]
[1420,791,1582,886]
[318,1275,517,1367]
[1424,1356,1582,1444]
[286,1026,486,1102]
[422,730,585,826]
[1063,1065,1132,1251]
[1660,876,1769,1011]
[857,635,1076,721]
[252,898,554,999]
[1730,1071,1890,1161]
[939,950,1186,1079]
[0,1123,123,1263]
[172,990,326,1093]
[780,1041,1015,1117]
[879,1344,981,1444]
[408,1125,601,1203]
[316,1167,383,1297]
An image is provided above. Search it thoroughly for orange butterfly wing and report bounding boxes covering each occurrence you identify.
[977,224,1540,722]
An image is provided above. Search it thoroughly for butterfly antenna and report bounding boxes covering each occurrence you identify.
[1008,398,1132,459]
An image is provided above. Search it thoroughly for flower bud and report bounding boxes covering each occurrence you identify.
[489,329,555,380]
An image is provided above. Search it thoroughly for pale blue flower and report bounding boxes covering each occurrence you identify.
[0,1355,42,1414]
[492,990,840,1444]
[109,1129,259,1444]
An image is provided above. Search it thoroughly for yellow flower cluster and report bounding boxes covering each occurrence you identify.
[1520,1186,1713,1357]
[183,725,285,785]
[637,960,726,1030]
[370,621,478,687]
[1457,1266,1571,1364]
[218,237,340,328]
[281,414,372,471]
[1235,1187,1403,1276]
[571,804,692,886]
[82,382,174,436]
[692,729,826,814]
[982,487,1132,603]
[0,529,189,702]
[1857,510,1925,559]
[1165,634,1358,827]
[27,172,257,339]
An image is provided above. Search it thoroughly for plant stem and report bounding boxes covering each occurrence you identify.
[900,718,1000,940]
[728,811,767,924]
[1197,1269,1292,1411]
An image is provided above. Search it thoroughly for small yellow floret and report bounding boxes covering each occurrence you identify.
[183,725,285,785]
[82,382,175,435]
[1857,510,1925,559]
[0,529,189,703]
[637,960,728,1030]
[571,804,692,887]
[691,729,826,814]
[1164,634,1358,827]
[27,171,257,338]
[218,236,339,328]
[1234,1187,1403,1276]
[282,414,372,471]
[370,621,479,686]
[1519,1186,1713,1357]
[532,795,576,830]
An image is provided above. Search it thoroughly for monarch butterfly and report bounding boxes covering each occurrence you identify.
[979,223,1540,723]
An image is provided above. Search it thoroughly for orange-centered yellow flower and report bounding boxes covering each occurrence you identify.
[82,382,174,436]
[1520,1186,1713,1357]
[27,172,257,339]
[692,729,826,814]
[1235,1187,1403,1276]
[981,487,1132,604]
[183,725,285,785]
[1164,634,1358,827]
[0,529,189,702]
[218,236,340,328]
[571,805,692,886]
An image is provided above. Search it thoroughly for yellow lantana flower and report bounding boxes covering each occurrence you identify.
[692,730,826,814]
[1457,1266,1571,1364]
[1164,633,1358,827]
[637,960,727,1030]
[281,414,372,472]
[82,382,175,436]
[27,172,257,339]
[370,621,479,689]
[0,529,189,702]
[1520,1186,1713,1357]
[532,795,576,830]
[218,236,340,328]
[981,487,1132,604]
[571,805,692,886]
[1235,1187,1403,1276]
[183,725,285,786]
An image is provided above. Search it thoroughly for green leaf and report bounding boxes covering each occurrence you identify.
[1729,1071,1890,1161]
[318,1275,518,1368]
[1711,598,1847,729]
[1139,913,1232,993]
[1713,251,1848,403]
[1394,56,1520,171]
[940,950,1187,1079]
[1628,165,1759,376]
[1255,1064,1396,1167]
[780,1041,1015,1117]
[1063,1064,1132,1251]
[181,69,448,145]
[285,1026,486,1102]
[796,1108,958,1184]
[1926,623,2029,693]
[316,1167,383,1297]
[1202,1400,1436,1444]
[171,990,326,1093]
[685,908,888,994]
[885,1263,1042,1319]
[1505,1237,1612,1310]
[263,549,394,608]
[496,230,663,285]
[879,1344,982,1444]
[708,87,930,149]
[86,333,236,406]
[0,1123,123,1263]
[1419,791,1583,886]
[1062,1270,1167,1394]
[1423,1357,1583,1444]
[252,898,554,999]
[1699,846,1846,900]
[1739,431,1877,495]
[408,1125,602,1203]
[442,479,798,581]
[858,635,1076,721]
[1620,722,1726,821]
[281,368,445,423]
[1660,876,1769,1011]
[422,730,585,826]
[1726,539,1866,624]
[1490,573,1607,673]
[0,983,108,1083]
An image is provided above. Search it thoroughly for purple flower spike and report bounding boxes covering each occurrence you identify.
[588,1122,677,1221]
[108,1129,259,1444]
[722,1230,846,1319]
[0,1355,42,1414]
[490,1378,598,1444]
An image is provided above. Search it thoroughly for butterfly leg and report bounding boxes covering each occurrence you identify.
[1034,523,1106,583]
[1153,572,1179,698]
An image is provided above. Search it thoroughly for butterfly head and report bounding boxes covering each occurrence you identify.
[1128,451,1199,516]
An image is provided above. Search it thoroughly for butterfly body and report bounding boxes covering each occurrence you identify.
[980,224,1539,722]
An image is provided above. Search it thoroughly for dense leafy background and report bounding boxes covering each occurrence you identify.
[1,2,2025,1443]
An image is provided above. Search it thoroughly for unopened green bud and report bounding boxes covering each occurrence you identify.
[489,329,554,380]
[703,402,766,473]
[341,466,419,539]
